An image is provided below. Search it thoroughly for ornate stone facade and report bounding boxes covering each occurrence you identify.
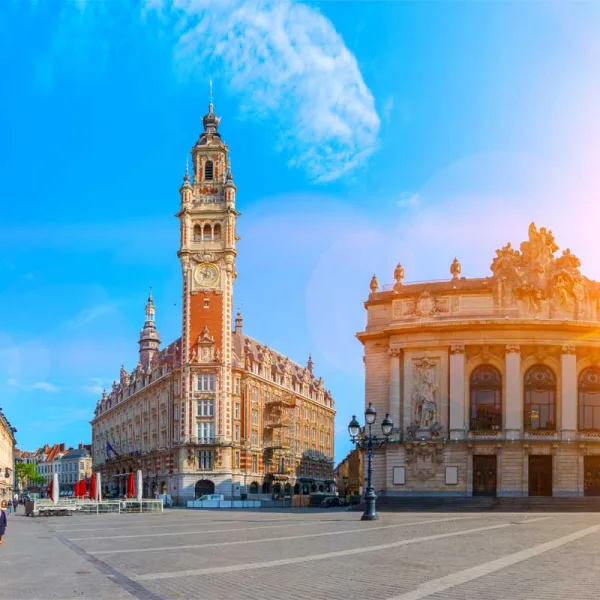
[358,224,600,497]
[0,410,16,506]
[91,101,335,503]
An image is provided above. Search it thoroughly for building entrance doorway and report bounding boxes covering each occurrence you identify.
[584,456,600,496]
[472,455,497,497]
[194,479,214,498]
[528,455,552,496]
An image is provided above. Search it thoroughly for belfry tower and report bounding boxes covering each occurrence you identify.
[138,288,161,369]
[176,90,238,454]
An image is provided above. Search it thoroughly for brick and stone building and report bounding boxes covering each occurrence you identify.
[91,99,335,503]
[0,408,16,506]
[358,223,600,497]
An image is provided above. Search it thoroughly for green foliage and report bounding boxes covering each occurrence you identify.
[15,462,44,488]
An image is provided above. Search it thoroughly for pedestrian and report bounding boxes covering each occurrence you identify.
[0,506,6,546]
[6,500,12,515]
[12,497,18,514]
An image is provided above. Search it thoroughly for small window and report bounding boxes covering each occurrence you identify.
[204,160,214,181]
[193,224,202,241]
[204,298,209,309]
[202,224,212,241]
[213,224,221,240]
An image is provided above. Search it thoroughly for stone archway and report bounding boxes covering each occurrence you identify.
[194,479,215,498]
[249,482,259,494]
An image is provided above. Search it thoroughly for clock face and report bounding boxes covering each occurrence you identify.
[194,263,219,288]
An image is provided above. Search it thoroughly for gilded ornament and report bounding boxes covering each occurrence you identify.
[450,257,461,280]
[394,263,405,285]
[561,344,576,355]
[505,344,521,354]
[449,344,465,354]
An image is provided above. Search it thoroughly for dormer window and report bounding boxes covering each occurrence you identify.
[204,160,214,181]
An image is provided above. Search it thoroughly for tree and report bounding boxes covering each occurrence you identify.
[15,462,45,490]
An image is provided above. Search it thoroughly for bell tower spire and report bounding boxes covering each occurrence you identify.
[176,88,239,449]
[139,287,161,369]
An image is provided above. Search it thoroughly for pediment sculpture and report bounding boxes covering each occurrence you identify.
[490,222,587,316]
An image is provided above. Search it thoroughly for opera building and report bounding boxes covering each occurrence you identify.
[358,224,600,498]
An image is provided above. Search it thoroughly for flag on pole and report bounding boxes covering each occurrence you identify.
[106,440,119,458]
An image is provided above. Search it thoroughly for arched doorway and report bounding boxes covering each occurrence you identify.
[194,479,214,498]
[294,483,300,495]
[284,483,291,495]
[262,481,271,494]
[274,483,281,495]
[311,484,317,493]
[160,481,167,494]
[249,482,259,494]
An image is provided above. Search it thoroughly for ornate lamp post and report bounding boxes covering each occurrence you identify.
[348,403,393,521]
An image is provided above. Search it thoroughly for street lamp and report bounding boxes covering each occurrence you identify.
[348,403,393,521]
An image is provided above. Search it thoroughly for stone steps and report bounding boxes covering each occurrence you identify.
[349,496,600,512]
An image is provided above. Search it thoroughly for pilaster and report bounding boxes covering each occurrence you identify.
[560,344,577,439]
[505,345,522,440]
[449,345,466,440]
[388,348,402,440]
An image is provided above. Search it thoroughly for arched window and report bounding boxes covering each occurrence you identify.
[193,224,202,241]
[213,223,221,240]
[470,365,502,431]
[524,365,556,431]
[202,224,212,241]
[204,160,214,181]
[249,481,259,494]
[579,368,600,430]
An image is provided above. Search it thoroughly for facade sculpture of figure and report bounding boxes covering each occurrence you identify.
[412,359,438,428]
[370,274,379,294]
[394,263,405,285]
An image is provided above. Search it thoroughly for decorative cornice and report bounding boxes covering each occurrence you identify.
[449,344,465,355]
[561,344,576,355]
[505,344,521,354]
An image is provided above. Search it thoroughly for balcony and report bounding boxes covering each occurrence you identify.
[264,440,291,450]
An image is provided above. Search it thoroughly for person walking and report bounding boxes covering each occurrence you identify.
[6,500,12,515]
[12,495,18,514]
[0,506,7,546]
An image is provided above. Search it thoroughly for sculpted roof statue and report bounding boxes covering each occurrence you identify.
[490,222,587,315]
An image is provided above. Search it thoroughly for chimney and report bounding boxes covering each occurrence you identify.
[235,310,243,334]
[79,441,84,449]
[60,443,66,452]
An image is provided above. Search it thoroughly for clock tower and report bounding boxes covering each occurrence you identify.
[176,94,238,459]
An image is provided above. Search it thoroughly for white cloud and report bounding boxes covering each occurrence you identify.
[66,303,118,329]
[32,382,61,392]
[6,379,61,392]
[80,384,104,395]
[148,0,380,182]
[397,192,420,207]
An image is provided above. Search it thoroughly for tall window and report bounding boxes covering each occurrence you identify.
[197,422,214,443]
[198,450,213,470]
[197,399,214,417]
[204,160,214,180]
[251,454,258,473]
[524,365,556,431]
[251,429,258,446]
[251,409,259,426]
[579,367,600,430]
[469,365,502,431]
[197,374,215,392]
[234,423,240,442]
[234,402,240,420]
[234,451,240,469]
[213,224,221,240]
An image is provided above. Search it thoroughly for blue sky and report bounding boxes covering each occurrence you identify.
[2,1,600,463]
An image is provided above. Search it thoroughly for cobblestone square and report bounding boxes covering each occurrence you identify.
[2,508,600,599]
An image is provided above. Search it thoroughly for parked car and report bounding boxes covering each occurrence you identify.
[319,496,348,508]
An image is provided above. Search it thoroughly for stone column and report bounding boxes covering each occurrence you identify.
[449,345,466,440]
[505,345,522,440]
[560,344,577,439]
[388,348,402,440]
